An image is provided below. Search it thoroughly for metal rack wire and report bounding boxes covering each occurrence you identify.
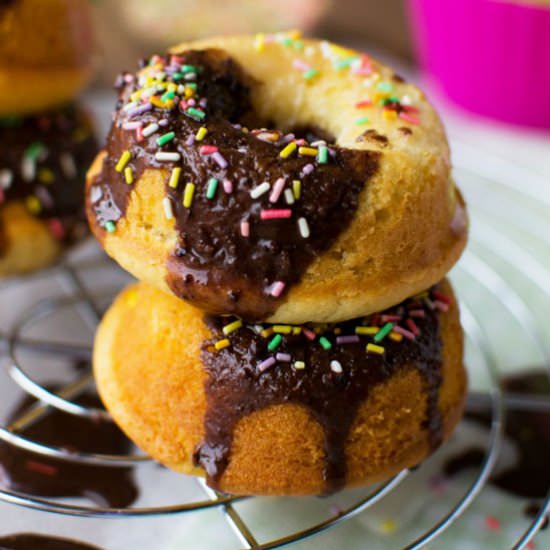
[0,140,549,548]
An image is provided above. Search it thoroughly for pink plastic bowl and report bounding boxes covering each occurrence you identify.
[407,0,550,128]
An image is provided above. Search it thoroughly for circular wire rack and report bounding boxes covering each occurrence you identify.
[0,137,549,549]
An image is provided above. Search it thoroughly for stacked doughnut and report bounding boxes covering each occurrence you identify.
[88,33,468,495]
[0,0,97,276]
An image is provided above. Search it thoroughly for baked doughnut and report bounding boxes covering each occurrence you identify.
[0,0,94,116]
[0,105,97,276]
[94,279,466,496]
[86,33,468,323]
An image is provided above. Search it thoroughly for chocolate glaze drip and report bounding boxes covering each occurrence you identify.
[90,49,379,319]
[0,533,103,550]
[0,390,138,507]
[0,106,97,256]
[194,288,444,494]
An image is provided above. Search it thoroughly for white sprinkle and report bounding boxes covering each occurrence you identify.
[59,153,77,178]
[298,217,310,238]
[250,181,270,199]
[163,197,174,219]
[310,140,326,147]
[21,157,35,182]
[123,101,138,111]
[142,123,160,137]
[184,72,197,81]
[155,152,181,162]
[240,220,250,237]
[401,94,413,106]
[90,185,103,203]
[269,280,285,297]
[284,188,295,205]
[269,177,286,203]
[330,360,343,374]
[0,169,13,189]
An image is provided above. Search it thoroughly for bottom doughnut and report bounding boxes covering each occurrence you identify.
[94,281,466,496]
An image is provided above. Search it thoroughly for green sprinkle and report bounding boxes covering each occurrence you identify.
[317,145,328,164]
[25,142,45,161]
[161,90,175,102]
[181,64,197,74]
[206,177,218,199]
[376,82,394,93]
[281,37,293,47]
[105,221,116,233]
[156,131,175,146]
[172,72,183,81]
[319,336,332,350]
[303,68,319,81]
[355,116,370,125]
[333,56,359,70]
[186,107,205,121]
[268,334,283,351]
[374,322,393,343]
[186,82,198,90]
[293,40,303,50]
[387,96,400,104]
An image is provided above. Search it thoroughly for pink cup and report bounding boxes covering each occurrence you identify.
[406,0,550,128]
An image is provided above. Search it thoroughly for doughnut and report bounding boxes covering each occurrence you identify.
[0,105,97,276]
[94,279,466,496]
[0,0,94,116]
[86,32,468,323]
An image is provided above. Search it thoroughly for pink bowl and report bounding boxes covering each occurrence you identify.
[407,0,550,128]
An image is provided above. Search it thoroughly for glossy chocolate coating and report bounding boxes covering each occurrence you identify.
[0,534,103,550]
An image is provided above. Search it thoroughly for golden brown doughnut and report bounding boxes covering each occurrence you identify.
[94,279,466,496]
[86,33,467,324]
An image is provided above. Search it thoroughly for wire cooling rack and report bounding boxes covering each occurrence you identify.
[0,135,549,549]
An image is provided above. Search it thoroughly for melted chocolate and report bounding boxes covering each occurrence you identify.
[0,106,97,256]
[0,533,103,550]
[90,49,379,319]
[194,287,444,493]
[0,390,138,507]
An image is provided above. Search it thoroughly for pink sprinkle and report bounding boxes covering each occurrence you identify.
[200,145,218,155]
[406,318,421,336]
[136,127,144,142]
[269,281,286,297]
[399,112,420,125]
[48,219,65,240]
[258,356,276,372]
[403,105,420,114]
[188,98,196,106]
[223,179,233,193]
[212,152,228,169]
[381,314,401,323]
[261,209,292,220]
[433,290,452,304]
[484,516,501,532]
[292,59,310,71]
[294,138,307,146]
[302,163,315,176]
[122,121,142,130]
[124,74,135,83]
[355,100,372,109]
[240,220,250,237]
[408,309,426,318]
[302,328,316,341]
[269,178,286,203]
[276,353,291,362]
[199,98,208,108]
[336,335,360,345]
[393,325,416,341]
[434,300,449,312]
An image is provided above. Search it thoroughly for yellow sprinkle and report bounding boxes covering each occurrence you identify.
[298,146,318,156]
[214,339,230,350]
[169,167,182,189]
[329,43,355,58]
[260,328,274,338]
[292,327,301,335]
[273,325,292,334]
[130,90,142,102]
[372,91,389,102]
[124,166,134,185]
[294,361,306,370]
[254,33,265,52]
[380,519,397,534]
[38,168,55,184]
[279,141,297,159]
[355,326,379,335]
[115,150,131,172]
[25,195,41,215]
[366,343,385,355]
[222,320,242,335]
[184,87,195,98]
[183,182,195,208]
[125,288,138,307]
[383,109,398,121]
[292,180,301,199]
[195,127,208,141]
[167,82,177,92]
[389,332,403,342]
[288,29,302,40]
[334,328,342,335]
[150,96,174,109]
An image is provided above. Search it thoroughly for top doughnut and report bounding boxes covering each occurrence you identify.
[86,32,467,323]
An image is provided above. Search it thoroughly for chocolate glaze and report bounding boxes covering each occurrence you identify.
[0,106,96,256]
[90,49,380,319]
[0,533,103,550]
[0,389,138,507]
[194,287,444,494]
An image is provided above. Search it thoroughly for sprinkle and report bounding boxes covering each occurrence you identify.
[261,209,292,220]
[123,101,138,112]
[222,320,242,335]
[292,180,301,199]
[434,300,449,312]
[433,290,452,304]
[115,150,131,172]
[484,516,501,532]
[406,318,421,336]
[0,169,13,189]
[294,361,306,370]
[273,325,293,334]
[186,107,205,121]
[195,127,208,141]
[355,100,373,108]
[25,195,41,214]
[319,336,332,350]
[355,326,379,335]
[295,217,311,239]
[163,197,174,219]
[214,338,230,350]
[258,356,276,372]
[254,33,265,52]
[381,314,401,323]
[122,121,142,131]
[185,134,195,146]
[269,177,286,203]
[317,145,328,164]
[211,152,228,169]
[161,90,176,102]
[240,220,250,237]
[292,59,310,71]
[127,103,152,118]
[409,309,426,318]
[374,322,393,343]
[155,152,181,162]
[376,82,394,93]
[276,352,291,362]
[333,56,360,70]
[199,145,218,155]
[142,123,159,137]
[399,112,420,125]
[260,327,274,338]
[206,178,218,199]
[250,182,270,199]
[168,167,182,188]
[389,332,403,342]
[393,325,416,340]
[59,153,77,178]
[366,343,385,355]
[183,182,195,208]
[330,360,343,374]
[124,166,134,185]
[269,281,286,297]
[298,146,318,156]
[284,188,295,205]
[302,163,315,176]
[336,335,360,345]
[223,179,233,193]
[355,116,370,125]
[105,220,116,233]
[156,131,175,146]
[48,219,65,240]
[383,109,397,121]
[268,334,283,351]
[303,68,319,80]
[280,141,297,159]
